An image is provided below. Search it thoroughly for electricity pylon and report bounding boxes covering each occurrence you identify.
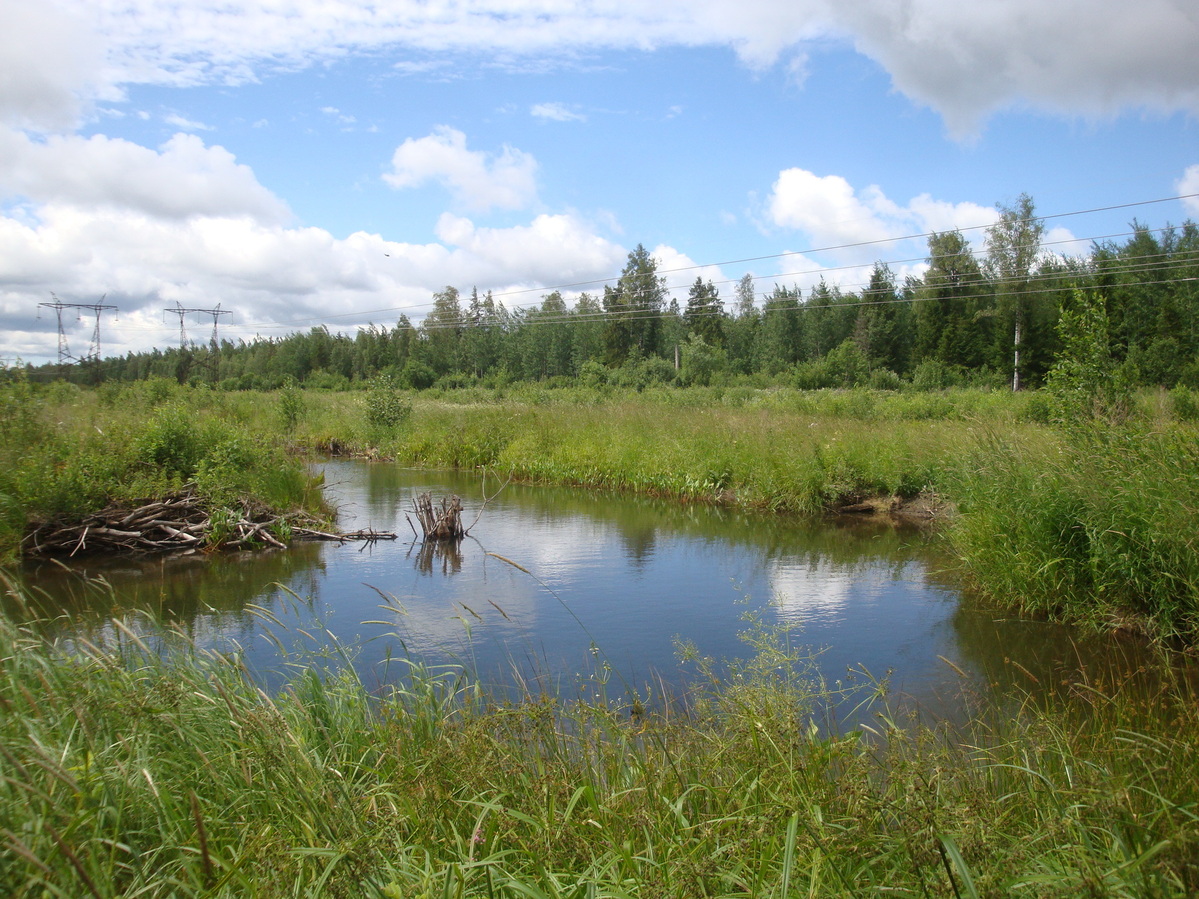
[38,294,118,381]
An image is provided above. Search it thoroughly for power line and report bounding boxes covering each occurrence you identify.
[236,195,1198,332]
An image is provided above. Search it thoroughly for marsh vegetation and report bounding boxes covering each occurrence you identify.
[1,373,1198,896]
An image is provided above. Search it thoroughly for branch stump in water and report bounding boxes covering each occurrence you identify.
[409,493,466,541]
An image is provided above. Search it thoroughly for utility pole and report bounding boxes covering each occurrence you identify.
[38,294,118,382]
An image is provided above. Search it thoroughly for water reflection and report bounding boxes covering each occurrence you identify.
[11,460,1191,720]
[412,538,465,576]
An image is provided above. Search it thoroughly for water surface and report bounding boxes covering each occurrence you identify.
[17,461,1173,718]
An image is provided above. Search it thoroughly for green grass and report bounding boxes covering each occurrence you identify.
[4,378,1197,640]
[0,377,325,558]
[947,420,1199,641]
[291,387,989,514]
[1,588,1197,898]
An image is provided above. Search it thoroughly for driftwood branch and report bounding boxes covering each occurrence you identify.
[407,493,465,541]
[463,470,512,535]
[22,487,397,558]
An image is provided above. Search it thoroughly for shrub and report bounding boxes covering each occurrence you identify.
[910,358,963,391]
[135,403,205,480]
[1170,385,1199,422]
[364,373,413,436]
[400,359,437,390]
[278,377,305,431]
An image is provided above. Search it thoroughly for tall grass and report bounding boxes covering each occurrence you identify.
[0,378,324,558]
[948,420,1199,641]
[1,583,1197,897]
[290,388,986,514]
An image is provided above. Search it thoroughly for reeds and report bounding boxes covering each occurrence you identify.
[2,590,1197,898]
[948,420,1199,641]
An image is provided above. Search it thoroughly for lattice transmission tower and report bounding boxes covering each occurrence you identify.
[38,294,119,381]
[164,302,231,382]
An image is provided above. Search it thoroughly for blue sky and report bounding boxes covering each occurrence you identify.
[2,0,1197,363]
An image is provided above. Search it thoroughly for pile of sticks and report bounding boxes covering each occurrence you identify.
[407,492,466,540]
[22,488,396,558]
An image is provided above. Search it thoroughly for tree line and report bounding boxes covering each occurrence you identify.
[26,196,1199,391]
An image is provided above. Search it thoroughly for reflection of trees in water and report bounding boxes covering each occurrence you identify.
[618,527,656,567]
[411,538,463,576]
[322,460,953,578]
[13,543,330,637]
[947,598,1199,713]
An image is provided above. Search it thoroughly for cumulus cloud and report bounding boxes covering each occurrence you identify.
[762,168,1005,292]
[767,167,996,252]
[0,130,290,223]
[384,126,539,213]
[40,0,1199,136]
[1179,165,1199,218]
[433,212,625,286]
[646,245,726,298]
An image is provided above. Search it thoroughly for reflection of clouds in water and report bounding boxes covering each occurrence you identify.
[768,558,892,625]
[473,511,614,585]
[373,554,546,655]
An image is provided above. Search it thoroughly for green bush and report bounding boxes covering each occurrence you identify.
[135,402,205,480]
[278,378,305,431]
[364,373,413,436]
[1170,385,1199,422]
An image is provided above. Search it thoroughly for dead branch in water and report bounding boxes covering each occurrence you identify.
[407,471,512,543]
[22,487,396,558]
[408,493,465,540]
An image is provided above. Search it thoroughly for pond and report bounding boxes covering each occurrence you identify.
[14,460,1174,721]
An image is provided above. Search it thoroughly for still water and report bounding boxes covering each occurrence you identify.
[16,461,1167,717]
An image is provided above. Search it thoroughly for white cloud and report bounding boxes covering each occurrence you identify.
[531,102,586,123]
[0,129,290,223]
[1178,165,1199,218]
[763,168,1000,292]
[767,167,996,252]
[433,212,625,287]
[0,0,104,130]
[163,113,213,131]
[384,126,539,213]
[36,0,1199,136]
[1043,225,1089,261]
[646,245,726,299]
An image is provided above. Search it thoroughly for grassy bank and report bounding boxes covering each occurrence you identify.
[293,384,1043,513]
[289,383,1199,640]
[947,420,1199,641]
[3,377,1197,638]
[1,592,1197,898]
[0,377,324,559]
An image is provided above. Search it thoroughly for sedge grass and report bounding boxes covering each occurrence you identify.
[2,578,1198,898]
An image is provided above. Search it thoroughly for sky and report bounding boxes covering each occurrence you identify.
[1,0,1198,366]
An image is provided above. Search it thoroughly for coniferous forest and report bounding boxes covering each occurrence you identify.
[22,202,1199,395]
